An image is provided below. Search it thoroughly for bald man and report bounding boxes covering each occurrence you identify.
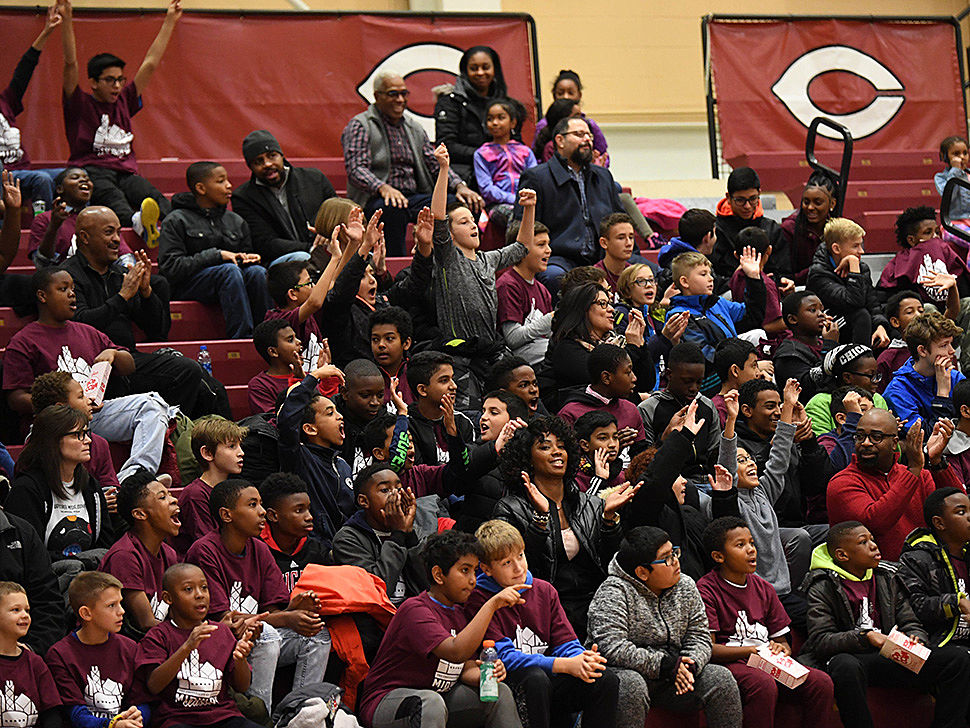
[62,207,230,419]
[827,408,961,560]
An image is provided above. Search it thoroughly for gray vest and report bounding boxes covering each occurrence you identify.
[347,105,435,206]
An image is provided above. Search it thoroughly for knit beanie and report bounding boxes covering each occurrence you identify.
[823,343,873,378]
[242,130,282,167]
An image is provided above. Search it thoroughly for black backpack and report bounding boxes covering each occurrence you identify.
[237,413,280,487]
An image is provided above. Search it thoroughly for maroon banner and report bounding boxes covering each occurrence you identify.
[708,18,966,160]
[0,9,537,164]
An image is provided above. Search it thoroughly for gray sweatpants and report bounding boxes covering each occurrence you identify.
[613,663,742,728]
[372,682,522,728]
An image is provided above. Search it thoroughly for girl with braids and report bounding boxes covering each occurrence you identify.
[780,171,838,284]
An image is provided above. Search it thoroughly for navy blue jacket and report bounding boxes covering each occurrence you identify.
[278,375,355,544]
[513,154,623,265]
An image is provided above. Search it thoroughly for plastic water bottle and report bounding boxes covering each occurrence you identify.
[479,640,498,702]
[198,345,212,375]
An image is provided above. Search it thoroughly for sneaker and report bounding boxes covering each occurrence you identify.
[140,197,161,248]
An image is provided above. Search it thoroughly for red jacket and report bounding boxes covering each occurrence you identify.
[827,455,963,561]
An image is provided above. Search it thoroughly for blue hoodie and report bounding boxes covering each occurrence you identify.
[667,293,748,363]
[883,358,964,429]
[466,571,584,673]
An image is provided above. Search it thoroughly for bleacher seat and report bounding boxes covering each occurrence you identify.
[135,339,263,387]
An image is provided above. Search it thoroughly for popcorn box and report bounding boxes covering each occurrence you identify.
[746,647,810,689]
[879,627,930,674]
[82,361,112,407]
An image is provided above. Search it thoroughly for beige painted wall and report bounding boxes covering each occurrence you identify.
[501,0,968,124]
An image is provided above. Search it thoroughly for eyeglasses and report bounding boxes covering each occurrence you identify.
[650,547,682,566]
[737,454,753,464]
[97,76,127,86]
[63,428,91,441]
[564,130,594,140]
[378,89,410,99]
[292,280,314,290]
[592,299,612,310]
[848,370,883,384]
[853,430,896,444]
[633,277,656,287]
[730,194,761,208]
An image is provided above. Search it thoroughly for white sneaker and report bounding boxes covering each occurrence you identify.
[131,211,144,236]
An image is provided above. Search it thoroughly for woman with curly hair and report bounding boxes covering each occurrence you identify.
[493,415,637,638]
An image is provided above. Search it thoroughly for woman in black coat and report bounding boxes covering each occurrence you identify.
[492,416,637,639]
[434,45,509,187]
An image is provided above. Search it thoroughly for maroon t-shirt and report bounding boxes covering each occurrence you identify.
[0,648,61,727]
[172,479,216,557]
[496,268,553,326]
[46,632,139,716]
[62,85,139,174]
[697,571,790,651]
[100,532,180,623]
[247,372,295,416]
[184,532,290,615]
[358,592,468,726]
[28,212,134,262]
[89,433,120,495]
[135,620,242,728]
[2,321,120,392]
[464,578,577,653]
[839,577,880,630]
[593,260,625,300]
[264,307,325,370]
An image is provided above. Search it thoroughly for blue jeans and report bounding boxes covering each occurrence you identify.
[10,168,64,209]
[173,263,271,338]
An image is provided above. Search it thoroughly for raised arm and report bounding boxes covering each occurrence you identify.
[0,173,22,274]
[133,0,182,94]
[431,144,450,220]
[60,0,78,95]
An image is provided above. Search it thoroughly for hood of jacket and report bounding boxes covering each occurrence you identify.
[946,428,970,457]
[171,190,228,218]
[716,196,765,220]
[476,570,534,594]
[658,237,699,268]
[808,542,872,582]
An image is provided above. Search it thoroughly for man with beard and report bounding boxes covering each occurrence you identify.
[827,408,960,561]
[513,117,624,292]
[232,129,337,264]
[341,72,483,257]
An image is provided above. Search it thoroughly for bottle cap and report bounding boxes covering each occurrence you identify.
[483,640,495,648]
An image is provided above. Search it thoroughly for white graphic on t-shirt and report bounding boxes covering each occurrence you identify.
[150,593,169,621]
[352,448,368,476]
[435,444,449,464]
[431,630,463,692]
[514,625,548,655]
[726,610,769,647]
[917,254,951,303]
[56,346,93,384]
[0,116,23,166]
[0,680,37,728]
[175,649,222,708]
[957,578,970,640]
[855,597,874,630]
[523,299,545,328]
[303,333,322,376]
[228,582,259,615]
[84,666,123,718]
[93,115,133,159]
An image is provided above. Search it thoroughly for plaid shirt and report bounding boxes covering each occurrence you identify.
[343,112,463,196]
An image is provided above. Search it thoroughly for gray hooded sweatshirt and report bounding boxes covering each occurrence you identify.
[587,555,712,680]
[718,420,796,595]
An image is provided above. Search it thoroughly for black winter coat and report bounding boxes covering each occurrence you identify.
[800,561,925,667]
[806,242,888,328]
[231,165,337,263]
[433,78,494,186]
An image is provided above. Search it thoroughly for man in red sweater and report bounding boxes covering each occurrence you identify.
[827,408,961,560]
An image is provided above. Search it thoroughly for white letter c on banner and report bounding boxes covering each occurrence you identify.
[770,45,905,139]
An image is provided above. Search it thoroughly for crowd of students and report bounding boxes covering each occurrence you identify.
[6,3,970,728]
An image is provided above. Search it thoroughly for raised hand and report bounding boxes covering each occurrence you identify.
[433,143,450,168]
[342,206,365,245]
[440,391,457,436]
[738,245,762,278]
[821,313,840,342]
[311,363,344,384]
[521,471,549,514]
[723,389,739,422]
[935,354,955,397]
[518,188,537,208]
[684,399,705,435]
[592,447,610,480]
[361,208,383,258]
[494,417,527,453]
[232,627,254,661]
[927,418,955,464]
[603,481,640,519]
[710,464,733,491]
[325,225,342,258]
[625,309,646,347]
[389,376,408,415]
[842,390,863,415]
[660,404,689,441]
[1,171,22,211]
[414,206,434,248]
[778,277,795,295]
[901,420,925,472]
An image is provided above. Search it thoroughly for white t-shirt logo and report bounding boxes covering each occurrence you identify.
[93,114,133,158]
[0,116,23,166]
[175,649,222,707]
[84,666,123,718]
[0,681,37,728]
